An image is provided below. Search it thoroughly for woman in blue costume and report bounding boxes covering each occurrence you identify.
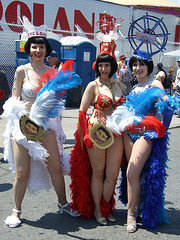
[70,52,126,225]
[107,50,176,232]
[3,16,81,228]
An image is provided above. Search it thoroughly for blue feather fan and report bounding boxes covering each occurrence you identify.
[126,87,166,116]
[29,70,81,127]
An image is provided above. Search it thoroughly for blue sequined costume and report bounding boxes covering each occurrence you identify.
[107,84,177,229]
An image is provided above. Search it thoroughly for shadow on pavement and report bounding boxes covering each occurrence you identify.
[15,207,180,237]
[64,139,76,145]
[158,207,180,236]
[0,183,13,192]
[0,147,4,154]
[22,212,97,235]
[0,157,7,163]
[22,209,126,235]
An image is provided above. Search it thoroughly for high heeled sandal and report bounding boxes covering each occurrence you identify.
[107,213,116,222]
[94,211,107,225]
[126,212,137,233]
[58,202,81,217]
[4,209,22,228]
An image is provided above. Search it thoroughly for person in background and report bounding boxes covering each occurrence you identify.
[165,67,175,95]
[118,58,132,95]
[154,62,167,84]
[173,59,180,117]
[0,68,11,115]
[47,50,61,69]
[116,55,126,79]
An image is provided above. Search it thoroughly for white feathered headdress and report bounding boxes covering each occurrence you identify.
[22,16,47,39]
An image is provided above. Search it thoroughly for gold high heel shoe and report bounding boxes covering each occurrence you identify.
[107,213,116,222]
[94,211,107,225]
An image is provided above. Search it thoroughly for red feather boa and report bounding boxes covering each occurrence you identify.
[0,89,5,100]
[69,128,115,218]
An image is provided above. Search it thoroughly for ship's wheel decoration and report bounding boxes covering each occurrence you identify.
[96,11,124,35]
[127,12,170,60]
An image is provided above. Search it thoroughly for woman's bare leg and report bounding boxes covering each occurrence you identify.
[127,136,152,214]
[41,131,67,205]
[11,140,30,217]
[103,136,123,202]
[125,136,152,232]
[124,134,133,162]
[87,146,106,218]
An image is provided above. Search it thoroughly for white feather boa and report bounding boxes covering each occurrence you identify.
[106,106,142,135]
[2,97,70,194]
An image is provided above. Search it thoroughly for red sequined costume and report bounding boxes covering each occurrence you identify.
[69,79,125,218]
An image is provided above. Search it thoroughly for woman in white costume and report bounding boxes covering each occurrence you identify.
[4,17,80,228]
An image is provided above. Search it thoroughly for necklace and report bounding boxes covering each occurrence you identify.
[99,78,115,91]
[99,78,116,101]
[31,62,45,75]
[137,76,151,88]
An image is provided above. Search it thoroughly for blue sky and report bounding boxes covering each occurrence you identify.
[169,0,180,4]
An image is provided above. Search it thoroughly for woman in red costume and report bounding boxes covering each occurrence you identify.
[70,52,126,225]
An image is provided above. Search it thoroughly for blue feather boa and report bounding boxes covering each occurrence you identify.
[118,132,170,229]
[110,87,177,229]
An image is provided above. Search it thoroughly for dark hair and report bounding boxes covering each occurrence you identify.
[97,126,110,140]
[156,63,166,77]
[157,62,163,68]
[24,37,52,57]
[95,54,117,78]
[26,119,39,131]
[129,56,154,75]
[119,55,126,61]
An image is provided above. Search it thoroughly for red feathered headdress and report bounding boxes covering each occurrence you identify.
[92,11,124,69]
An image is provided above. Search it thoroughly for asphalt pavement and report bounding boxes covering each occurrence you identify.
[0,107,180,240]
